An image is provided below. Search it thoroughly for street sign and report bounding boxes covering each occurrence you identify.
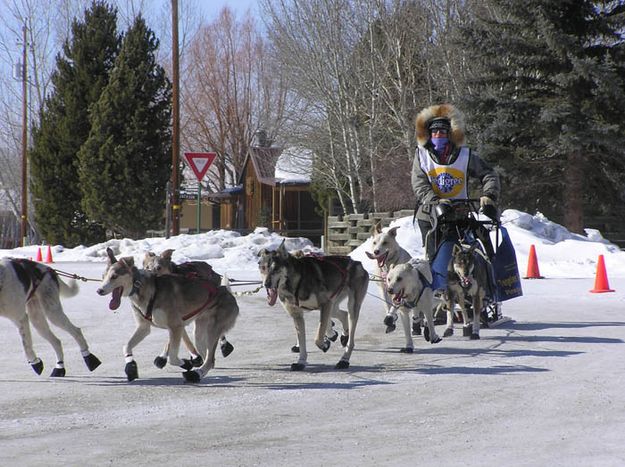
[184,152,216,181]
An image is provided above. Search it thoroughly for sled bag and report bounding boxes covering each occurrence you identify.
[492,226,523,301]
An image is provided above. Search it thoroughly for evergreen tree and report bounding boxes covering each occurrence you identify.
[78,15,172,238]
[456,0,625,232]
[30,1,120,246]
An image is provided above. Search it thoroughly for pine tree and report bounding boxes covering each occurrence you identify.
[30,1,120,246]
[457,0,625,232]
[78,15,172,238]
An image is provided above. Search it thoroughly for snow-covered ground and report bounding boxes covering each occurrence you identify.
[1,209,625,466]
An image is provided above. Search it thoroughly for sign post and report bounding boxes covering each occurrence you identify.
[183,152,216,233]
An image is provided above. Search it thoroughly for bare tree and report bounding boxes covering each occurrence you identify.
[181,7,292,192]
[0,0,70,243]
[262,0,372,213]
[263,0,469,214]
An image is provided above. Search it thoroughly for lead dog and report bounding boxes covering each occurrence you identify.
[143,249,234,358]
[259,242,368,370]
[98,248,238,383]
[366,223,423,352]
[0,258,101,376]
[385,259,441,346]
[444,243,489,340]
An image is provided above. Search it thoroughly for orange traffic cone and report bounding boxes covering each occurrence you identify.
[590,254,614,293]
[35,247,42,262]
[523,244,544,279]
[45,245,53,264]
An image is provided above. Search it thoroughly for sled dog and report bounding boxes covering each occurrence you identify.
[143,249,234,358]
[143,249,221,283]
[259,242,369,370]
[98,248,238,383]
[445,243,489,339]
[385,259,441,345]
[264,250,349,355]
[366,223,423,352]
[0,258,101,376]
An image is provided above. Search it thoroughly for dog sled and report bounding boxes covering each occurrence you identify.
[425,199,522,327]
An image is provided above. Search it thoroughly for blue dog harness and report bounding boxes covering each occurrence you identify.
[401,269,432,309]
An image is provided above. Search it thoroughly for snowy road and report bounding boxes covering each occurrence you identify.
[1,262,624,466]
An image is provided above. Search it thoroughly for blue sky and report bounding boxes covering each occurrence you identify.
[200,0,260,20]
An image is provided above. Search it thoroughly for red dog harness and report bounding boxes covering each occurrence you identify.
[141,278,218,322]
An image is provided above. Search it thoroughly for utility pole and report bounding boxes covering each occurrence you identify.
[20,22,28,247]
[171,0,181,236]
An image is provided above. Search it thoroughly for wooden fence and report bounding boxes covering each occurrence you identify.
[325,209,414,255]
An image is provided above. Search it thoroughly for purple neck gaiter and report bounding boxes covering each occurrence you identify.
[431,136,451,163]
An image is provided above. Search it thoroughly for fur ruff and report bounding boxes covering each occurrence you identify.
[415,103,465,147]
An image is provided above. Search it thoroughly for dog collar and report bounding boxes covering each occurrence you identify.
[129,270,143,297]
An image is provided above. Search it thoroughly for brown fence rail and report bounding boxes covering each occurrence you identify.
[325,209,414,255]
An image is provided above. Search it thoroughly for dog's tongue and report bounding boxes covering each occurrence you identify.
[266,288,278,306]
[109,287,123,310]
[366,251,387,268]
[460,277,472,288]
[392,290,404,304]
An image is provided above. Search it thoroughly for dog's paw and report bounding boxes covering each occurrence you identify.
[50,367,66,377]
[319,339,331,353]
[30,358,44,375]
[125,361,139,381]
[399,347,414,354]
[182,370,201,383]
[384,315,397,327]
[385,324,396,334]
[180,359,194,371]
[220,341,234,358]
[191,355,204,367]
[83,353,102,372]
[291,345,300,353]
[153,356,167,369]
[291,362,306,371]
[335,360,350,370]
[443,328,454,337]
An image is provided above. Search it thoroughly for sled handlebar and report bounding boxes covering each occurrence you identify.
[425,198,500,228]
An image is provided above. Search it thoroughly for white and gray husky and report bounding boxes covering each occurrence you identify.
[0,258,101,376]
[98,248,238,383]
[366,223,424,352]
[259,241,369,371]
[143,249,234,358]
[385,259,441,346]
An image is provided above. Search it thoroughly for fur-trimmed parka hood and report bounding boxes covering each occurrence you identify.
[415,104,465,147]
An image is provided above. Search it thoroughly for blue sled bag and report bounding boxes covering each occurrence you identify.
[492,225,523,301]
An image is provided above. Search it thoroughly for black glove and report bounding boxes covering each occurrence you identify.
[480,196,498,220]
